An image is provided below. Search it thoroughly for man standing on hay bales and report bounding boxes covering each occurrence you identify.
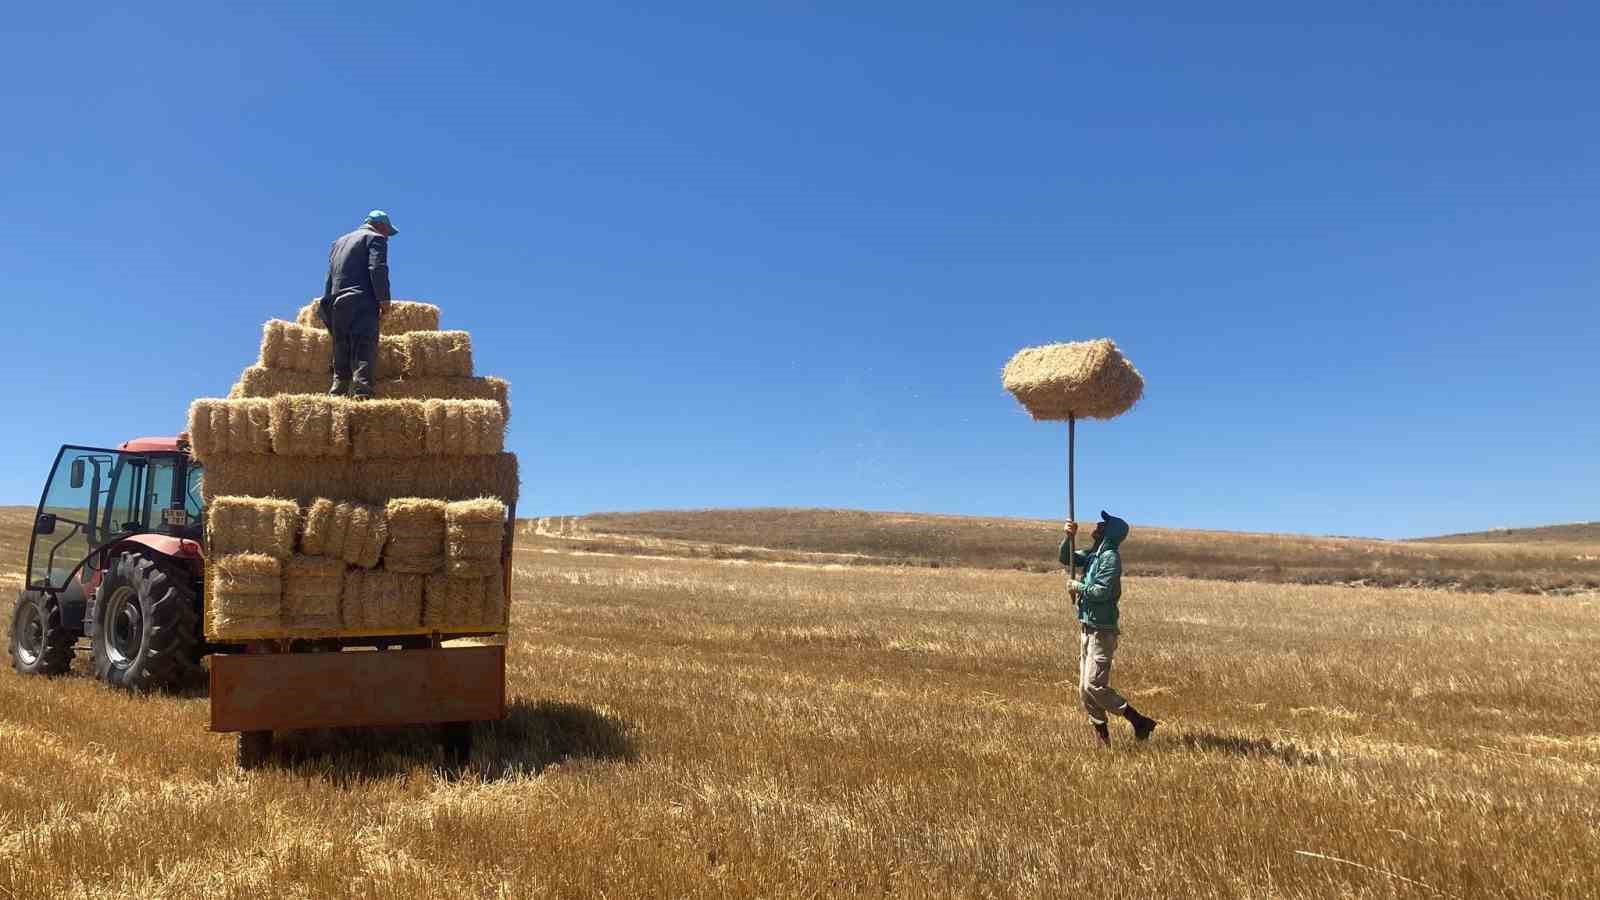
[1063,511,1158,747]
[319,210,398,399]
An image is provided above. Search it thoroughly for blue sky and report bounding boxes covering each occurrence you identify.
[2,3,1595,539]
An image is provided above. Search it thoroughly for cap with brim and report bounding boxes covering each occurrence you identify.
[365,209,398,235]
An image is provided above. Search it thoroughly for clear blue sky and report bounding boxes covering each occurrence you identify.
[2,3,1595,539]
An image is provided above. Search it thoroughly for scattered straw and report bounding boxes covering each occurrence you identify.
[1001,339,1144,421]
[206,496,299,559]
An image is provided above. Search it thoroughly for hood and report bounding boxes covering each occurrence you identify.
[1097,510,1129,549]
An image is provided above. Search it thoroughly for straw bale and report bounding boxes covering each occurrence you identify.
[422,569,506,630]
[207,553,283,638]
[283,555,344,630]
[1001,339,1144,421]
[201,452,521,507]
[341,569,424,630]
[423,399,505,456]
[404,331,474,378]
[229,367,511,418]
[259,320,333,373]
[295,299,442,335]
[383,498,447,574]
[207,496,300,558]
[445,498,507,577]
[187,399,273,460]
[348,399,426,459]
[301,499,388,568]
[268,395,351,457]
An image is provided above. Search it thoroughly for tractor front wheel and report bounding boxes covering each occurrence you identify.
[91,552,200,691]
[9,591,75,676]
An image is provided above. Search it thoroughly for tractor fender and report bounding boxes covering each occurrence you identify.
[84,537,203,639]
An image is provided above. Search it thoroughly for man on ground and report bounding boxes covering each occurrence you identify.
[1062,511,1158,747]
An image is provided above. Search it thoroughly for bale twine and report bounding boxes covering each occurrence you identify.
[301,498,388,568]
[1001,339,1144,421]
[404,331,474,378]
[268,395,352,457]
[206,496,300,558]
[207,553,282,638]
[229,367,511,419]
[445,498,506,577]
[422,569,506,629]
[187,399,273,460]
[295,299,442,335]
[348,399,427,459]
[200,452,521,507]
[383,498,447,574]
[283,555,344,630]
[423,399,505,456]
[341,569,424,630]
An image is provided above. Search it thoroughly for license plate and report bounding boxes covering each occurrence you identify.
[163,509,190,527]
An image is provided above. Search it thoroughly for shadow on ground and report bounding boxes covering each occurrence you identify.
[264,698,639,781]
[1176,730,1329,767]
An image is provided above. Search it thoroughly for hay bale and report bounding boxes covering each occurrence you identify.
[404,331,473,378]
[1001,339,1144,421]
[208,553,282,638]
[201,452,521,506]
[383,498,447,574]
[422,569,506,629]
[268,395,351,457]
[347,399,426,459]
[259,320,333,373]
[341,569,424,630]
[423,399,505,456]
[187,399,273,460]
[296,299,442,335]
[283,555,344,630]
[445,498,506,577]
[207,496,300,558]
[229,367,511,419]
[301,499,388,568]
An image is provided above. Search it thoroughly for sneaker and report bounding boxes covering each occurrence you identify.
[1127,710,1158,742]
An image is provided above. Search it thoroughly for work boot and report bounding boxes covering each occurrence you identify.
[1124,706,1158,741]
[1092,722,1110,747]
[328,378,350,397]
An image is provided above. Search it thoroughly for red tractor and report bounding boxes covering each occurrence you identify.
[10,438,508,768]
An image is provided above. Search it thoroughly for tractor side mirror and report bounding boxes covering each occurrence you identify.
[34,513,57,536]
[69,459,86,490]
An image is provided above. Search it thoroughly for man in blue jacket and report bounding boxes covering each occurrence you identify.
[318,210,397,398]
[1063,511,1158,747]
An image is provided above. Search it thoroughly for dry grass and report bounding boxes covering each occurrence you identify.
[0,502,1596,897]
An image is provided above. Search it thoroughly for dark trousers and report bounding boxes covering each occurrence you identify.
[327,294,380,397]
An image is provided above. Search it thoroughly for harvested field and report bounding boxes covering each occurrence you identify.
[0,502,1595,898]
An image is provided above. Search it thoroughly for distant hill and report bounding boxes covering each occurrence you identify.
[529,508,1600,594]
[1419,522,1600,545]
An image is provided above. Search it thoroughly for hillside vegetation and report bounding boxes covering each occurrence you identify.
[556,508,1600,593]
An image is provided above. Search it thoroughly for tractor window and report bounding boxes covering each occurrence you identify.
[29,447,119,591]
[185,463,205,519]
[104,457,148,535]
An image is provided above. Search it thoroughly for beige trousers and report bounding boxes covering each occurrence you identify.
[1079,626,1128,726]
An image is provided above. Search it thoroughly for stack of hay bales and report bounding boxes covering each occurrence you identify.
[191,300,518,640]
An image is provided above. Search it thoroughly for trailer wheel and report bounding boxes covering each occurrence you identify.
[237,731,272,770]
[91,552,200,691]
[9,591,75,676]
[440,721,473,769]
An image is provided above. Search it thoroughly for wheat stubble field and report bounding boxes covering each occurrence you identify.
[1,507,1597,898]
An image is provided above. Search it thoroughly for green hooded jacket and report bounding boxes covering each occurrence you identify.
[1057,512,1129,631]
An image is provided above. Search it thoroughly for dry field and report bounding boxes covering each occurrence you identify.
[1,506,1598,897]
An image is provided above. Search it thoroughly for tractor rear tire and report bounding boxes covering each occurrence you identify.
[9,591,75,676]
[91,552,200,691]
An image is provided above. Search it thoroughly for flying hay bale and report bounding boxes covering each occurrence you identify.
[268,395,351,457]
[445,498,507,577]
[301,498,388,568]
[348,399,426,459]
[424,399,505,456]
[208,553,282,638]
[384,498,447,574]
[283,555,344,630]
[404,331,474,378]
[296,299,442,335]
[342,569,424,630]
[229,367,511,418]
[201,452,521,506]
[1001,339,1144,421]
[207,496,300,558]
[187,399,273,460]
[423,569,506,629]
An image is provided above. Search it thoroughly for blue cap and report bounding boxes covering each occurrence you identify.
[364,209,398,235]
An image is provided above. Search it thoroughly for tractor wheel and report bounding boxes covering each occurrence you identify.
[91,552,200,691]
[9,591,75,676]
[237,731,272,770]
